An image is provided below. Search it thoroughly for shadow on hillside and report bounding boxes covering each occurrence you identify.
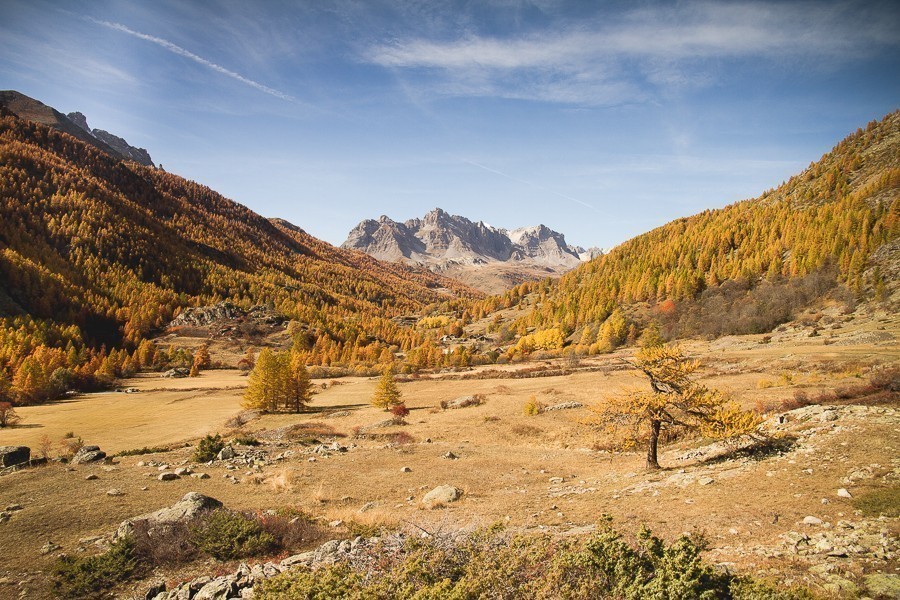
[307,403,367,413]
[695,434,799,467]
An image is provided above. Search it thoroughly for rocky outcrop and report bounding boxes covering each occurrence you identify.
[168,301,286,329]
[71,445,106,464]
[0,446,30,468]
[115,492,223,541]
[67,111,154,166]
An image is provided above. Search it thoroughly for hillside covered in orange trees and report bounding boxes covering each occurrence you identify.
[477,111,899,355]
[0,104,481,402]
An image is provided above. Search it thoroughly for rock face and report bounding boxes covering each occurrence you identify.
[67,111,154,166]
[342,208,600,292]
[115,492,223,540]
[0,446,30,468]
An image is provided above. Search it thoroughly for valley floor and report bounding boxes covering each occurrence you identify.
[0,318,898,598]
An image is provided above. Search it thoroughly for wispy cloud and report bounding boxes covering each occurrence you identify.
[87,17,295,102]
[365,0,900,105]
[458,157,598,212]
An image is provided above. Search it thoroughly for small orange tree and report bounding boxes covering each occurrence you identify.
[597,344,760,469]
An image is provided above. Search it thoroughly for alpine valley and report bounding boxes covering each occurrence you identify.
[0,89,898,600]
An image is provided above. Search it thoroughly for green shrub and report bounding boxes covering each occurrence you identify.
[853,485,900,517]
[115,445,171,457]
[232,435,260,446]
[190,510,276,560]
[255,522,809,599]
[52,537,139,598]
[194,434,225,462]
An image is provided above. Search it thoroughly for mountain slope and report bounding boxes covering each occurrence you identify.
[343,208,594,293]
[498,111,899,343]
[0,100,479,374]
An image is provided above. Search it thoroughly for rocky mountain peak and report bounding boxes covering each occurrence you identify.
[342,208,595,292]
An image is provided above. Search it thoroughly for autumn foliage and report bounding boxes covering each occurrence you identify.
[595,344,761,469]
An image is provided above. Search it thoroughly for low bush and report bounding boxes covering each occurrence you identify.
[190,510,276,560]
[853,485,900,518]
[523,395,544,416]
[232,436,261,446]
[390,403,410,418]
[256,522,809,599]
[115,445,172,457]
[194,434,225,462]
[52,538,139,598]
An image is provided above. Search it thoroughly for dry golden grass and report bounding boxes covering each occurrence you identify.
[0,313,897,598]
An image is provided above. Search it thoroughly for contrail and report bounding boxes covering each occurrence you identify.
[458,157,598,212]
[87,17,295,102]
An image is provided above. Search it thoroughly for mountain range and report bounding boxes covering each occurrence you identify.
[343,208,601,293]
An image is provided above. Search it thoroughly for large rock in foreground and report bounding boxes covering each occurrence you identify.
[422,485,462,508]
[0,446,30,468]
[115,492,223,540]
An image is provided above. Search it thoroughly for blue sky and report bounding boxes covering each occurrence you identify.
[2,1,898,249]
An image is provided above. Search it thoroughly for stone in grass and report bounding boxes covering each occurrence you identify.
[422,485,462,508]
[158,472,180,481]
[107,489,125,497]
[400,466,412,473]
[115,492,223,540]
[837,488,852,498]
[71,445,106,464]
[698,477,715,486]
[802,516,823,525]
[84,474,99,481]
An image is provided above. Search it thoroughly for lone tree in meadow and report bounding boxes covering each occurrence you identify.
[598,343,760,469]
[0,402,21,428]
[372,366,402,410]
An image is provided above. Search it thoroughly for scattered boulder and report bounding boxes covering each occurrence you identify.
[72,445,106,464]
[107,489,125,497]
[40,541,61,555]
[423,485,461,507]
[84,474,99,481]
[162,367,190,378]
[400,466,412,473]
[543,402,584,412]
[5,504,23,512]
[837,488,852,498]
[158,472,179,481]
[803,516,824,526]
[698,477,715,486]
[115,492,223,540]
[0,446,30,468]
[442,452,459,460]
[174,467,192,476]
[442,395,485,410]
[217,446,236,460]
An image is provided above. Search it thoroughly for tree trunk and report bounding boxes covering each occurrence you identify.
[646,419,661,470]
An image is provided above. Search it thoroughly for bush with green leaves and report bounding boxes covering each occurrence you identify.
[52,538,139,598]
[257,521,809,599]
[189,509,276,560]
[194,433,225,462]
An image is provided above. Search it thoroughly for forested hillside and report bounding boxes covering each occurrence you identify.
[0,107,479,402]
[482,111,899,351]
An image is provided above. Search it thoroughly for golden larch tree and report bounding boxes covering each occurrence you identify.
[597,344,760,469]
[372,366,401,410]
